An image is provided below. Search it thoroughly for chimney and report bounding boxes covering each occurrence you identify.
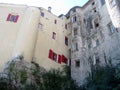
[48,6,52,13]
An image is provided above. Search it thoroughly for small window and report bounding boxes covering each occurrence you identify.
[48,49,57,61]
[54,19,57,24]
[72,43,78,52]
[41,12,44,17]
[53,52,57,61]
[38,23,42,30]
[65,37,68,46]
[52,32,56,39]
[96,39,99,46]
[94,18,99,28]
[74,28,77,36]
[109,0,116,8]
[100,0,105,6]
[72,16,77,23]
[65,24,67,29]
[75,60,80,67]
[7,14,19,22]
[92,2,95,5]
[73,9,76,12]
[108,22,115,34]
[93,53,100,65]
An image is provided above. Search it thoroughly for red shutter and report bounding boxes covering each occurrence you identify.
[14,15,19,22]
[58,55,61,64]
[62,55,65,63]
[6,14,11,21]
[62,55,68,64]
[48,49,53,59]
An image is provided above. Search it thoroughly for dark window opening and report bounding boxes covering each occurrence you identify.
[54,19,57,24]
[53,52,57,61]
[65,24,67,29]
[65,37,68,46]
[52,32,56,39]
[74,28,77,35]
[75,60,80,67]
[72,16,77,23]
[92,2,95,5]
[94,18,99,28]
[73,9,76,12]
[41,12,44,17]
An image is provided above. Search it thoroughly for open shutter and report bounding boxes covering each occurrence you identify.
[48,49,53,59]
[14,15,19,22]
[58,55,61,64]
[6,14,11,21]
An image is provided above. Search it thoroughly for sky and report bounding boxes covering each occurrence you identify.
[0,0,89,16]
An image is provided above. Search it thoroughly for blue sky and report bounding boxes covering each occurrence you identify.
[0,0,89,15]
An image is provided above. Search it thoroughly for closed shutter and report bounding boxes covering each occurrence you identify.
[6,14,11,21]
[48,49,53,59]
[58,55,61,64]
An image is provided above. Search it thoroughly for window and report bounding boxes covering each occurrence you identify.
[72,16,77,23]
[48,49,57,61]
[65,24,67,29]
[54,19,57,24]
[41,12,44,17]
[92,2,95,5]
[53,52,57,61]
[108,22,115,34]
[87,17,93,29]
[109,0,116,8]
[96,39,99,46]
[75,60,80,67]
[74,28,77,36]
[65,37,68,46]
[93,53,100,65]
[52,32,56,39]
[72,43,78,51]
[38,23,42,30]
[94,18,99,28]
[100,0,105,6]
[73,9,76,12]
[7,14,19,22]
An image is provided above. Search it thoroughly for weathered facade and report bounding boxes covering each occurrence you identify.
[0,0,120,86]
[66,0,120,86]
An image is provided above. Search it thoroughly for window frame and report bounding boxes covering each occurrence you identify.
[52,32,56,39]
[108,22,116,35]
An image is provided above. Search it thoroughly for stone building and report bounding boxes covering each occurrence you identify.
[65,0,120,85]
[0,0,120,86]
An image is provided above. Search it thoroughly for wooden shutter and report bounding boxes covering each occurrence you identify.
[58,55,61,64]
[6,14,11,21]
[48,49,53,59]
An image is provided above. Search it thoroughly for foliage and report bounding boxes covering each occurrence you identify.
[86,66,120,90]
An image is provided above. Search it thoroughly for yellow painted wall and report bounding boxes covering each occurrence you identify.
[0,4,27,70]
[0,4,40,71]
[0,4,69,71]
[34,8,69,70]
